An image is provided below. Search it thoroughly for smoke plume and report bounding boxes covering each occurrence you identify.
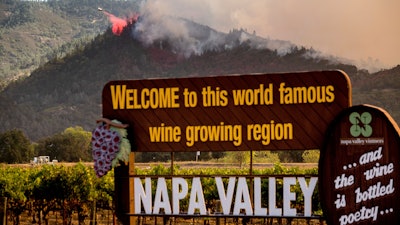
[130,0,296,58]
[103,0,398,72]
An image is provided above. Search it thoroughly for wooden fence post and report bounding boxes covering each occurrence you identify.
[0,197,6,225]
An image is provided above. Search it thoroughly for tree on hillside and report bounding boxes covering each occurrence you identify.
[0,129,33,163]
[35,126,92,162]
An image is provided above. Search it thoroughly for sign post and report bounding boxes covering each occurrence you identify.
[0,197,6,225]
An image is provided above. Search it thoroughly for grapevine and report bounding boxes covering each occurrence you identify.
[0,163,320,224]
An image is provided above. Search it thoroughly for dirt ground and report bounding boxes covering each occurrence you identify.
[135,216,326,225]
[7,211,327,225]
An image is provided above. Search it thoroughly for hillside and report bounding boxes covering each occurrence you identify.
[0,7,399,141]
[0,0,139,87]
[352,65,400,121]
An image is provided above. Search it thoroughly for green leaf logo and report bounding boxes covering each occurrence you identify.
[349,112,372,137]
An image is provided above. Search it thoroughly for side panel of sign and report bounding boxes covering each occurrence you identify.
[319,105,400,225]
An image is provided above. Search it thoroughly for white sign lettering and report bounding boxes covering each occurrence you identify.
[134,176,318,216]
[339,206,379,225]
[355,179,394,203]
[359,146,383,165]
[332,145,397,225]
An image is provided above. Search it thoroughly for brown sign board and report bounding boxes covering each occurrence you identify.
[102,70,351,152]
[319,105,400,225]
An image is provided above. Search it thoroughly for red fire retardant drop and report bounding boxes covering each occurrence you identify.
[103,12,138,36]
[103,12,127,35]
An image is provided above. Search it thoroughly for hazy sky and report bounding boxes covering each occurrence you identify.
[143,0,400,71]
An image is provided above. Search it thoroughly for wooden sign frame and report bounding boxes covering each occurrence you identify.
[100,71,354,224]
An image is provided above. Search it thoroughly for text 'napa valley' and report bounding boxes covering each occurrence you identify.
[134,176,318,217]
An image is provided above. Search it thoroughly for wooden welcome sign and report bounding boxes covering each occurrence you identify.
[102,71,351,152]
[101,71,354,224]
[319,105,400,225]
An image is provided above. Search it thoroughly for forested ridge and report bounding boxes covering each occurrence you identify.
[0,0,140,86]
